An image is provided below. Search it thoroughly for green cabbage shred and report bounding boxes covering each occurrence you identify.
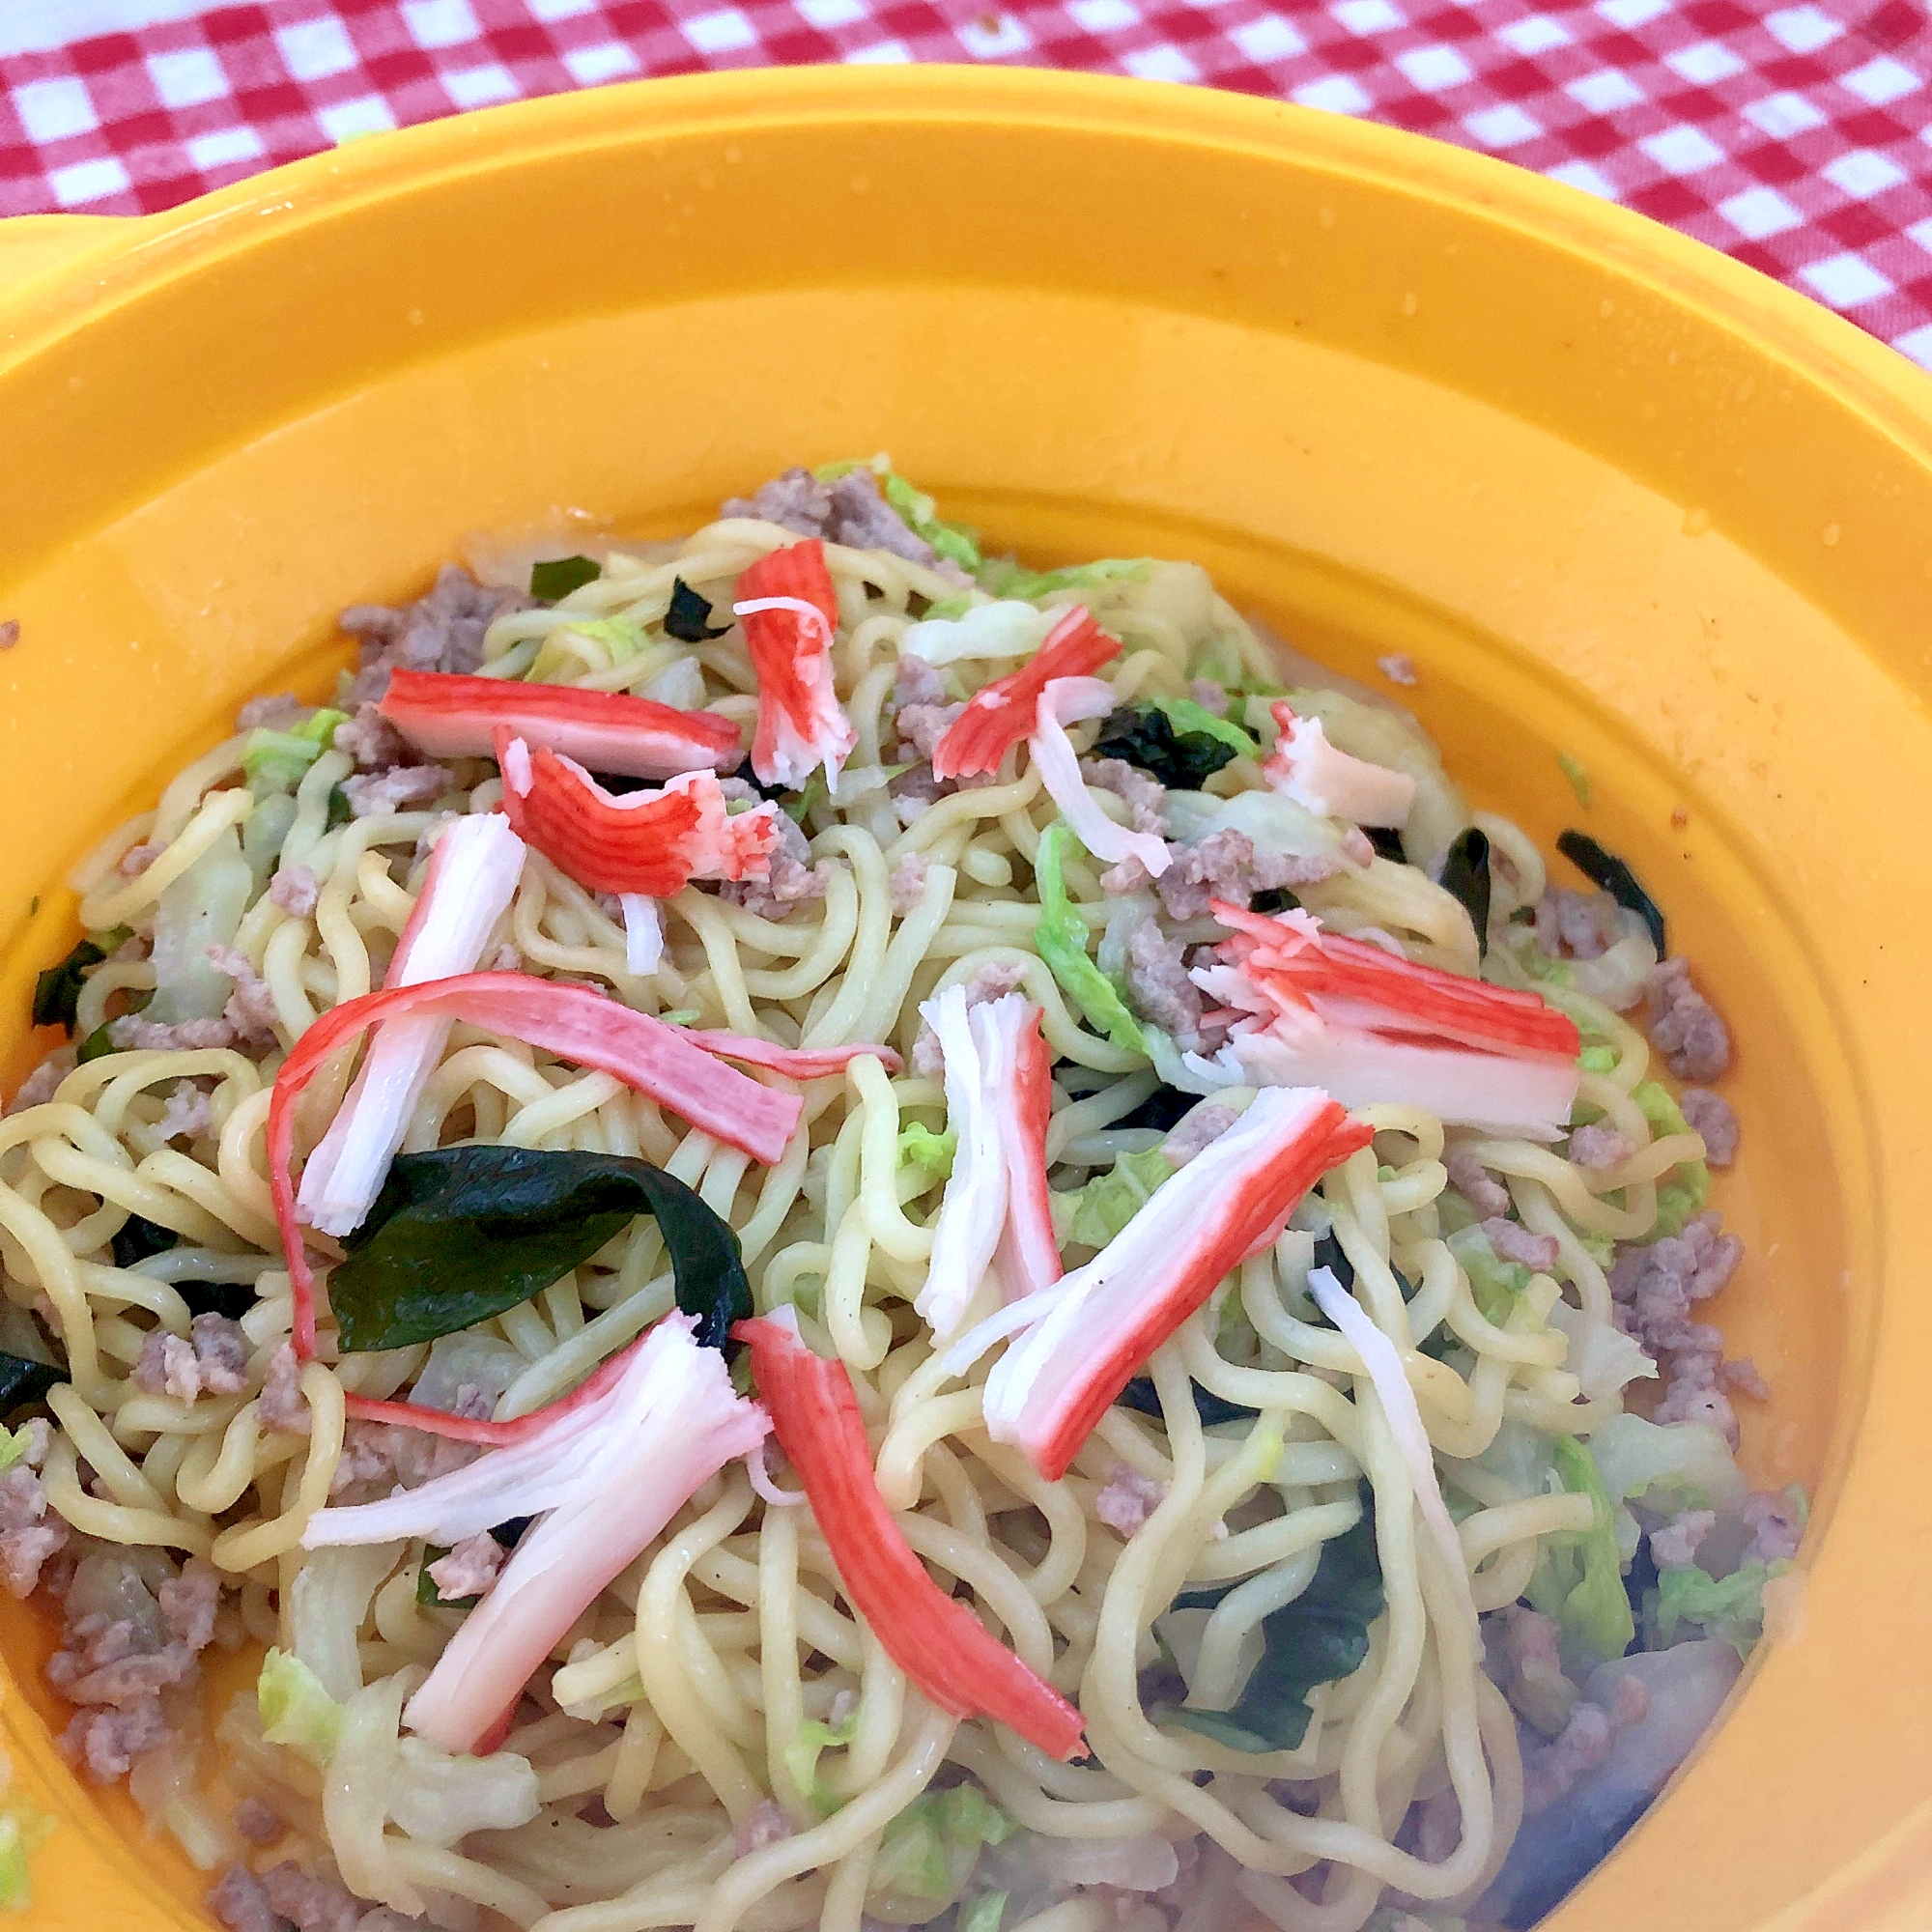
[1055,1148,1173,1249]
[1528,1435,1635,1663]
[1033,822,1146,1055]
[258,1647,344,1767]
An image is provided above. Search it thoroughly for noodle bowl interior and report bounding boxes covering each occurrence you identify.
[0,462,1790,1932]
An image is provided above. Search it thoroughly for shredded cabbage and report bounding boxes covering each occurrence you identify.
[531,616,645,680]
[1445,1224,1531,1323]
[897,1122,957,1190]
[1151,696,1258,758]
[1633,1081,1711,1235]
[147,825,254,1024]
[958,1892,1009,1932]
[783,1708,859,1816]
[900,602,1051,668]
[0,1428,34,1475]
[977,556,1149,601]
[1033,822,1146,1055]
[814,458,982,569]
[1651,1560,1783,1656]
[1053,1148,1174,1249]
[1528,1436,1635,1664]
[390,1735,540,1846]
[242,709,346,798]
[869,1785,1014,1918]
[1578,1044,1618,1073]
[258,1647,344,1767]
[1585,1411,1747,1516]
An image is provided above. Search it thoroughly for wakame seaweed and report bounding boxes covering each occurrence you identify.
[1117,1378,1258,1429]
[1557,831,1666,957]
[1164,1492,1383,1751]
[0,1351,61,1422]
[1441,826,1493,958]
[1092,707,1236,793]
[664,579,730,643]
[328,1146,751,1355]
[529,555,602,602]
[110,1215,179,1269]
[1249,888,1301,916]
[32,928,128,1035]
[1115,1086,1196,1136]
[1365,826,1406,864]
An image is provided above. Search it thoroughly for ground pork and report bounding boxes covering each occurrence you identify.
[1568,1123,1634,1172]
[1081,757,1167,836]
[1743,1489,1804,1564]
[339,564,529,706]
[1443,1150,1511,1219]
[331,1382,493,1498]
[1681,1087,1739,1166]
[9,1044,76,1113]
[1534,889,1624,961]
[0,1457,68,1598]
[201,944,279,1047]
[723,466,941,569]
[1482,1217,1560,1270]
[1648,1509,1715,1569]
[1611,1212,1747,1445]
[1645,957,1732,1082]
[261,1861,373,1932]
[890,656,968,767]
[343,763,453,818]
[132,1314,249,1403]
[161,1558,222,1651]
[211,1864,281,1932]
[1189,678,1230,716]
[64,1701,173,1783]
[155,1079,214,1143]
[259,1344,311,1434]
[1160,1103,1238,1167]
[1377,653,1418,687]
[889,853,928,915]
[233,1795,285,1846]
[1124,827,1340,922]
[1124,923,1208,1052]
[332,703,409,772]
[0,620,15,649]
[1520,1673,1651,1816]
[236,694,306,731]
[270,865,320,918]
[1492,1605,1575,1735]
[108,1014,238,1053]
[734,1798,795,1857]
[427,1532,507,1602]
[1094,1465,1167,1536]
[119,840,161,878]
[721,815,831,920]
[911,962,1028,1075]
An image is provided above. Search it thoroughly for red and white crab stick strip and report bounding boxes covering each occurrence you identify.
[740,1310,1087,1760]
[494,729,782,974]
[378,668,743,780]
[1262,702,1417,829]
[270,972,897,1358]
[982,1087,1372,1481]
[296,813,526,1242]
[1028,676,1171,877]
[1192,902,1580,1138]
[733,539,857,791]
[930,605,1121,782]
[302,1313,770,1756]
[916,988,1063,1341]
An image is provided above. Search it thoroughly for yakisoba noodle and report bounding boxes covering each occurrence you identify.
[0,466,1777,1932]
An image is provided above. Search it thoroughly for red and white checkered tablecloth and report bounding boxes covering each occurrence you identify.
[3,1,1931,365]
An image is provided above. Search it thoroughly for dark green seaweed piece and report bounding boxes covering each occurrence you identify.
[32,927,128,1035]
[329,1146,750,1355]
[529,555,602,602]
[1440,827,1492,959]
[1116,1086,1195,1135]
[1164,1492,1383,1751]
[1364,826,1406,863]
[326,784,354,831]
[1556,831,1665,957]
[0,1352,61,1423]
[1248,888,1300,916]
[1092,707,1236,793]
[110,1215,179,1269]
[665,579,730,643]
[1116,1378,1258,1430]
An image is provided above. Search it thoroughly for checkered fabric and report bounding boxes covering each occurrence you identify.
[3,1,1931,364]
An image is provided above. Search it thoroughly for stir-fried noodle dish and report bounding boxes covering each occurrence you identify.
[0,461,1792,1932]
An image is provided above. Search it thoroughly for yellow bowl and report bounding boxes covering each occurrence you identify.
[0,63,1927,1932]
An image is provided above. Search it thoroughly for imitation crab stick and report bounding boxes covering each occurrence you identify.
[930,605,1121,781]
[981,1087,1371,1481]
[303,1314,769,1755]
[917,988,1062,1340]
[1028,676,1171,877]
[270,972,896,1357]
[296,813,526,1241]
[378,668,743,780]
[1189,902,1581,1137]
[739,1312,1087,1760]
[1262,702,1417,829]
[733,539,857,790]
[494,729,781,895]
